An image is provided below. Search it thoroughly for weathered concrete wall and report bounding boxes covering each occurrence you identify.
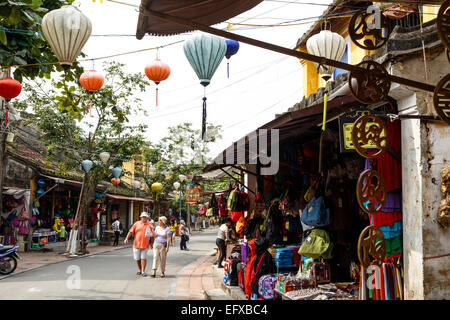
[392,48,450,299]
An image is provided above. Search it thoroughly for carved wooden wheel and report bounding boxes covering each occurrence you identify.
[351,114,387,158]
[357,226,386,269]
[437,0,450,50]
[349,8,391,50]
[433,73,450,125]
[349,61,391,105]
[356,169,386,214]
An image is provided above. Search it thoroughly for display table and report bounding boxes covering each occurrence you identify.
[32,230,57,246]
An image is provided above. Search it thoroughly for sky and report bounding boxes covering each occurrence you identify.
[72,0,332,159]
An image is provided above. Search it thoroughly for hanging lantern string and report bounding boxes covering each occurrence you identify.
[202,86,207,140]
[322,89,328,131]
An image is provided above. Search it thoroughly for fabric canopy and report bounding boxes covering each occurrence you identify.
[136,0,263,38]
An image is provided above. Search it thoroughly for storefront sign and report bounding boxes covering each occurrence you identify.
[338,108,383,153]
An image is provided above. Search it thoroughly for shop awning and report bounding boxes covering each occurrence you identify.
[204,90,359,173]
[40,174,106,189]
[2,187,30,197]
[105,193,153,203]
[136,0,262,38]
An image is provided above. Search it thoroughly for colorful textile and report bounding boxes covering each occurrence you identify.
[369,211,402,227]
[384,236,402,257]
[379,221,402,239]
[381,189,402,212]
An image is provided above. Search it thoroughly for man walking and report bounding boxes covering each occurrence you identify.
[124,212,154,277]
[112,217,121,246]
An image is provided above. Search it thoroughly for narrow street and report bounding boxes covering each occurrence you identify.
[0,228,219,300]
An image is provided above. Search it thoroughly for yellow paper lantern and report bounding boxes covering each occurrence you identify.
[151,182,163,192]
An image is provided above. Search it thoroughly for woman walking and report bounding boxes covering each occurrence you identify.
[152,216,171,278]
[169,219,177,247]
[179,220,190,251]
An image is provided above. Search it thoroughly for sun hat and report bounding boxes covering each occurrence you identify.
[140,212,149,218]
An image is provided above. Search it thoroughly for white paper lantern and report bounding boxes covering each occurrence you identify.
[173,181,180,190]
[41,5,92,68]
[306,30,346,81]
[99,152,110,164]
[132,180,141,189]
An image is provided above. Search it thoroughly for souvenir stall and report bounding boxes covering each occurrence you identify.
[219,104,405,301]
[0,187,31,248]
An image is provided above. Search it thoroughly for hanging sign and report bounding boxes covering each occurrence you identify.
[339,108,381,153]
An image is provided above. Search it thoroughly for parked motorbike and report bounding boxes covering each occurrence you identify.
[0,244,20,275]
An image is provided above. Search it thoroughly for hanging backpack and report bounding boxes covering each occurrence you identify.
[287,214,303,233]
[301,196,331,227]
[258,275,277,300]
[230,257,240,286]
[218,194,228,216]
[227,189,239,212]
[238,262,246,291]
[298,228,334,259]
[236,216,247,235]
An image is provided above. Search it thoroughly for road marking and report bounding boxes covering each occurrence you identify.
[27,287,42,293]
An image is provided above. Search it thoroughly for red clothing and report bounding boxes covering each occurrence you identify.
[369,211,402,227]
[371,120,402,193]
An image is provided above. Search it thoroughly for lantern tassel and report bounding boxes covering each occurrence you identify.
[227,60,230,78]
[202,96,207,140]
[156,87,159,107]
[5,107,8,125]
[322,91,328,131]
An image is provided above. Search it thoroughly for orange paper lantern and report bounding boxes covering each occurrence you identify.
[79,70,104,116]
[144,59,170,106]
[111,178,120,186]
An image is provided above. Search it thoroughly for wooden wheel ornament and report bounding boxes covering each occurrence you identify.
[349,61,391,104]
[349,8,391,50]
[351,114,387,158]
[433,73,450,125]
[447,48,450,64]
[356,169,386,214]
[437,0,450,50]
[357,225,386,269]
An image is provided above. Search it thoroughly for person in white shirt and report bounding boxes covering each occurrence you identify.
[152,216,171,278]
[111,218,121,246]
[216,217,233,268]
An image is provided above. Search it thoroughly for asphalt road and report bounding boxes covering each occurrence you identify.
[0,227,218,300]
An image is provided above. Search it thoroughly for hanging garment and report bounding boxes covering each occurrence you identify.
[379,221,402,239]
[371,120,402,192]
[370,211,402,227]
[385,236,403,258]
[381,189,402,212]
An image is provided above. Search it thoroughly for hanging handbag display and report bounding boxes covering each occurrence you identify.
[298,229,333,259]
[17,206,30,221]
[301,196,331,227]
[18,220,28,235]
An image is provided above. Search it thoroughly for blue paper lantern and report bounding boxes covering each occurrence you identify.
[37,179,46,188]
[225,39,239,78]
[37,188,45,197]
[184,33,227,140]
[81,159,93,173]
[95,193,103,199]
[112,167,122,179]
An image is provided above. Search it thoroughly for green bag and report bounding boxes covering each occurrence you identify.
[227,189,239,211]
[298,229,333,259]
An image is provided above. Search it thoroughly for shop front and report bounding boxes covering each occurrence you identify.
[204,84,408,300]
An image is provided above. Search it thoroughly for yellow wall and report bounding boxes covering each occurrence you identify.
[422,5,438,24]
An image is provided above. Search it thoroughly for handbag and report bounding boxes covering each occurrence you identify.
[298,229,333,259]
[206,208,213,217]
[301,196,331,227]
[198,205,206,215]
[17,206,30,221]
[18,220,28,235]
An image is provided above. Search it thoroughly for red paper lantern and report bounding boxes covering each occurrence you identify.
[0,77,22,102]
[79,70,104,116]
[111,178,120,186]
[144,59,170,106]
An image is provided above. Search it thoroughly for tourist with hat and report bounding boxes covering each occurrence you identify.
[124,212,154,277]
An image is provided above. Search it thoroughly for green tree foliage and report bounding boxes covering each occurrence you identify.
[141,122,230,204]
[14,61,150,253]
[0,0,83,81]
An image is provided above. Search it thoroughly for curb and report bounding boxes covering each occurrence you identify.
[211,264,247,301]
[0,245,132,281]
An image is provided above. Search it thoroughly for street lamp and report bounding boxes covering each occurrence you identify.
[173,181,181,220]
